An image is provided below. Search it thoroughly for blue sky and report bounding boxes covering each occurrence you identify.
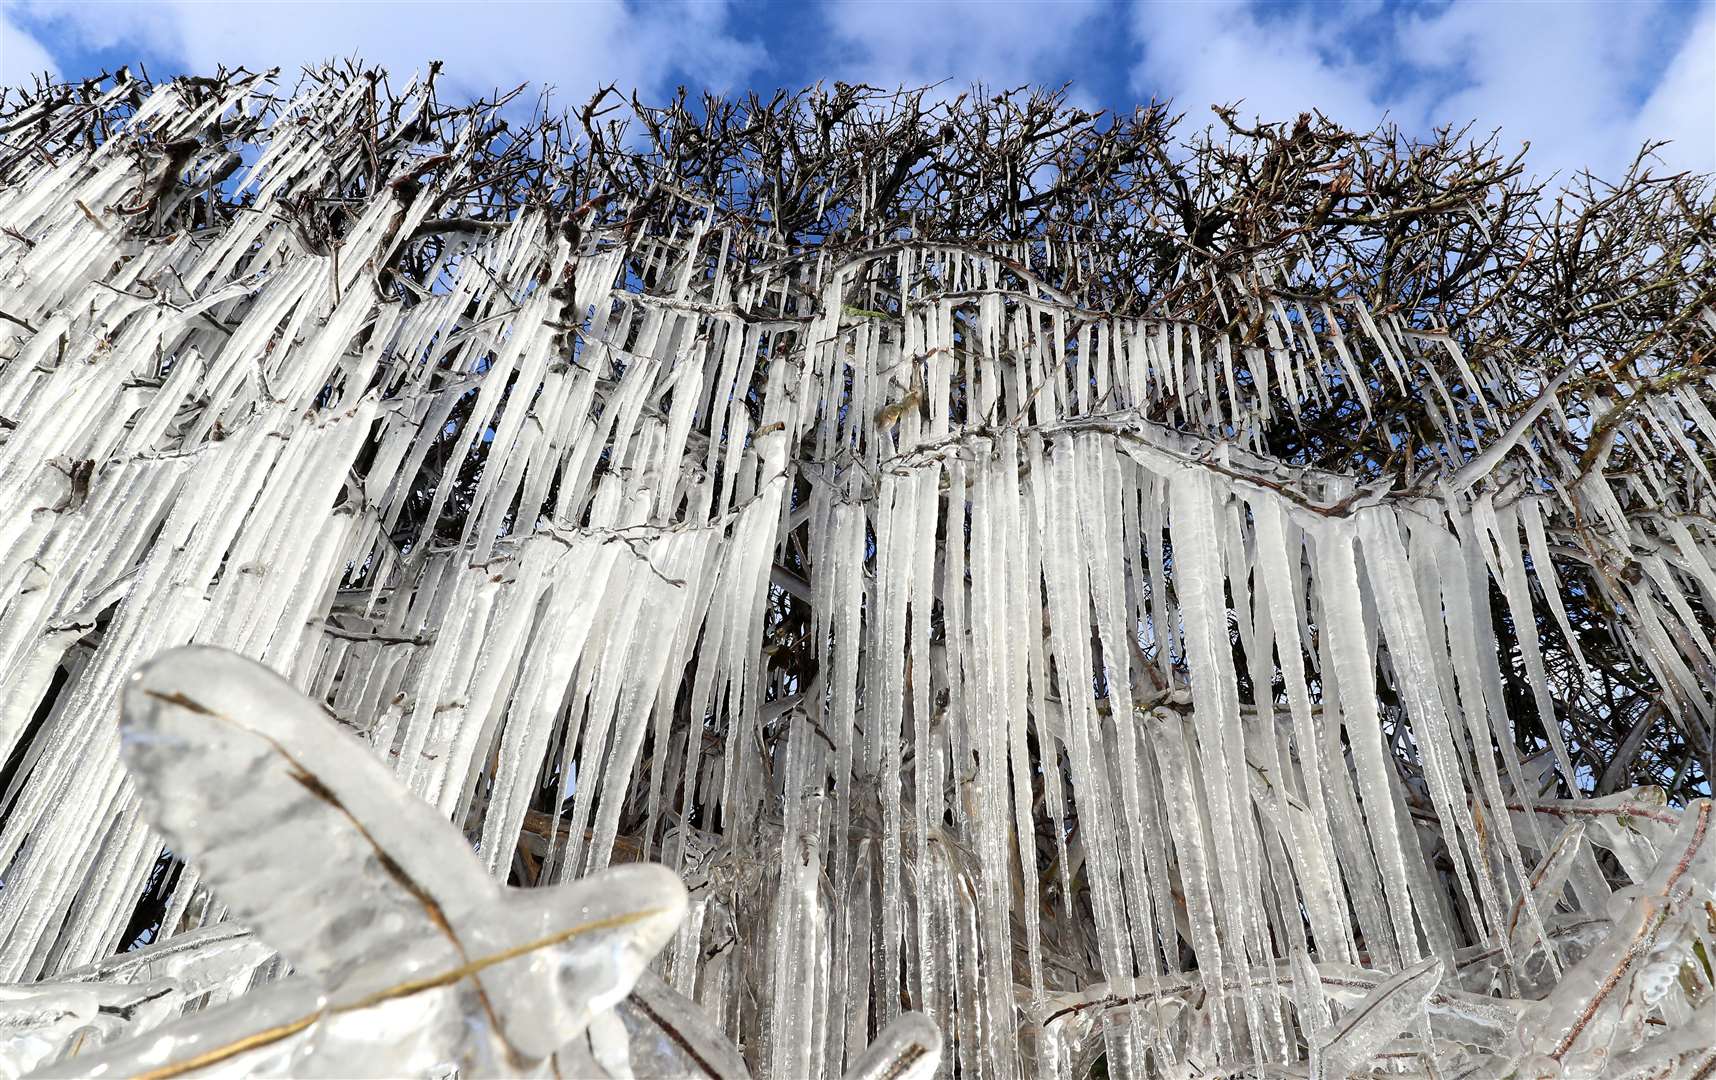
[2,0,1711,185]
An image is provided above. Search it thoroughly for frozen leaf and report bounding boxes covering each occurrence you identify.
[36,646,687,1077]
[1316,957,1442,1079]
[841,1012,941,1080]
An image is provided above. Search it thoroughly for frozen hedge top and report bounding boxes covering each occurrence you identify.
[0,64,1711,1077]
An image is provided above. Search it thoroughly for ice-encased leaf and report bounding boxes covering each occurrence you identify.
[0,984,103,1079]
[1526,800,1712,1069]
[38,645,689,1077]
[0,926,272,1070]
[55,925,273,994]
[614,972,750,1080]
[119,646,498,982]
[841,1012,942,1080]
[1507,822,1586,957]
[1316,956,1442,1079]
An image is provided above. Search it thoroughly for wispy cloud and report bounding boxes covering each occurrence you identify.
[2,0,1709,185]
[1129,0,1713,183]
[817,0,1103,93]
[1625,3,1715,175]
[1130,2,1395,130]
[3,0,767,104]
[1,1,57,82]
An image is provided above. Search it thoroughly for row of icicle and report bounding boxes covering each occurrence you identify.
[0,70,1712,1078]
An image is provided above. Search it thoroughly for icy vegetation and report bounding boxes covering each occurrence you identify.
[0,66,1711,1078]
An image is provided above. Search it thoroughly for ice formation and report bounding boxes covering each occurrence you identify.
[0,67,1710,1078]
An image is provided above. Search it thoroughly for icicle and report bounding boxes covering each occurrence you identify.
[1168,466,1269,1061]
[1312,517,1422,966]
[1474,495,1581,792]
[1250,497,1354,964]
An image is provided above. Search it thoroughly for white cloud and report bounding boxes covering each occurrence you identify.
[1629,3,1716,175]
[12,0,766,104]
[8,0,1708,186]
[0,1,58,84]
[820,0,1103,95]
[1130,0,1715,184]
[1129,2,1405,131]
[1398,0,1681,181]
